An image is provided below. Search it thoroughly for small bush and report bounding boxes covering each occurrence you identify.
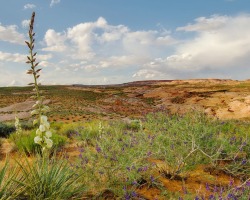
[21,121,34,130]
[10,129,67,155]
[76,120,153,197]
[0,123,15,138]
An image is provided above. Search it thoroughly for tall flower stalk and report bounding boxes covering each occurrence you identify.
[25,12,53,152]
[15,116,22,135]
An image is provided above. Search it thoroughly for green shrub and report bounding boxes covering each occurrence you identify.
[21,121,34,130]
[10,129,67,155]
[144,111,250,179]
[0,123,15,138]
[76,120,153,197]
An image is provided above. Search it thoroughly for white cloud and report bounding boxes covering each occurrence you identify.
[42,17,174,69]
[24,3,36,10]
[0,24,25,45]
[143,14,250,79]
[38,14,250,83]
[42,29,66,52]
[21,20,30,28]
[0,51,52,64]
[50,0,61,7]
[132,69,167,79]
[37,54,53,61]
[2,14,241,86]
[176,14,250,68]
[0,51,25,62]
[177,15,228,32]
[99,55,146,68]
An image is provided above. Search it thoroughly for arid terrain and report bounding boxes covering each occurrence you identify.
[0,79,250,199]
[1,79,250,123]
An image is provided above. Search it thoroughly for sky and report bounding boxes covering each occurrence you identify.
[1,0,250,86]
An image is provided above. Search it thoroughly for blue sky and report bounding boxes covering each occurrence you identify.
[1,0,250,86]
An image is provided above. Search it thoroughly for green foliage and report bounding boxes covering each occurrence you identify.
[125,119,142,131]
[0,162,22,199]
[9,129,67,155]
[144,111,250,178]
[75,120,153,197]
[0,123,15,138]
[21,121,34,130]
[15,155,86,200]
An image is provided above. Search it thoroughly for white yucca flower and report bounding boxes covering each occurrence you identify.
[39,124,46,132]
[36,129,42,136]
[45,131,52,138]
[40,115,48,124]
[34,115,53,149]
[34,136,42,144]
[15,116,22,135]
[44,137,53,148]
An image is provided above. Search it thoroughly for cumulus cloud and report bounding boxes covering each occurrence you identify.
[138,14,250,80]
[42,17,174,70]
[1,13,247,86]
[50,0,61,7]
[0,51,52,64]
[38,14,250,83]
[21,20,30,28]
[0,24,26,45]
[0,51,25,62]
[24,3,36,10]
[42,29,67,52]
[176,14,250,69]
[176,15,228,32]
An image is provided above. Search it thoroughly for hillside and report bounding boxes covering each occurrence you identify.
[0,79,250,122]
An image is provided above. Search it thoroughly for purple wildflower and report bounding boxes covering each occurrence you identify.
[227,193,237,200]
[96,145,101,153]
[229,180,234,187]
[131,191,137,197]
[241,159,247,165]
[208,195,215,200]
[246,181,250,187]
[124,193,130,200]
[143,166,148,171]
[132,181,137,185]
[206,183,210,191]
[147,151,152,156]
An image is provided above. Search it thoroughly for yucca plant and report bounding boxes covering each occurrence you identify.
[0,162,22,200]
[25,12,53,152]
[15,155,86,200]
